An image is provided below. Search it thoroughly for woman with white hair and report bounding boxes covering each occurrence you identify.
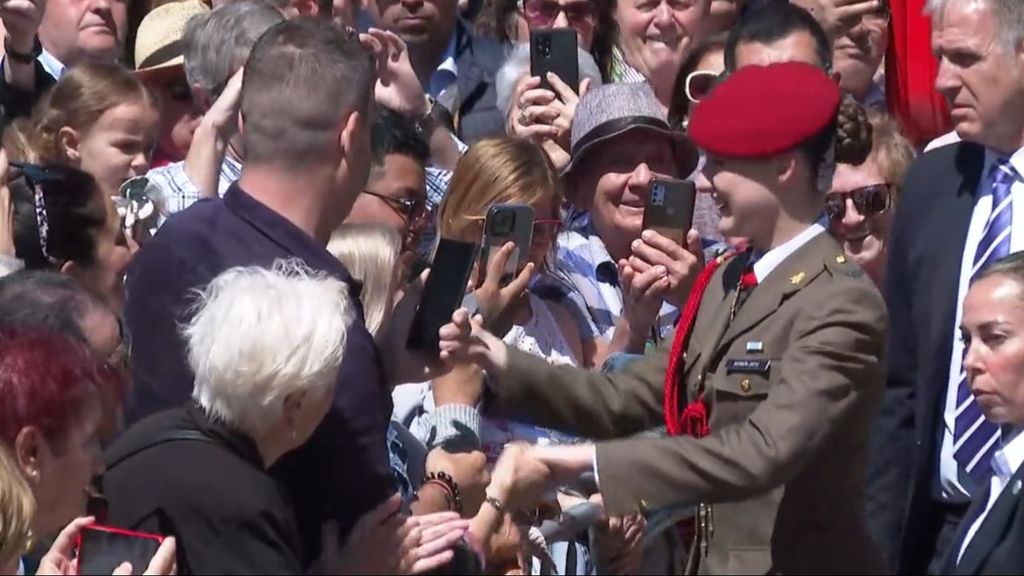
[497,43,604,171]
[100,260,469,574]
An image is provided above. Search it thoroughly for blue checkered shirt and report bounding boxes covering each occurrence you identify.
[147,155,244,217]
[533,219,680,343]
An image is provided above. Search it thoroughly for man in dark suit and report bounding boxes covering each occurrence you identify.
[871,0,1024,573]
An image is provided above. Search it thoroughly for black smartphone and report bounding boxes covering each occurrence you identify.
[407,238,478,352]
[480,204,534,286]
[530,29,579,94]
[76,524,164,576]
[642,178,697,247]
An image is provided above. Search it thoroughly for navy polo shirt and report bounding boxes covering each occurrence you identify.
[123,183,396,561]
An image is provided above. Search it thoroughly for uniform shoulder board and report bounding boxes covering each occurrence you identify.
[824,253,865,279]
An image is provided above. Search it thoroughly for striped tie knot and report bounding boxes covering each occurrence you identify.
[993,159,1019,188]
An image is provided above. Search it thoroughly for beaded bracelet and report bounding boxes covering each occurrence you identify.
[423,471,463,514]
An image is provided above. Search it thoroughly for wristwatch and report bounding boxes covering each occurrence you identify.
[5,36,41,65]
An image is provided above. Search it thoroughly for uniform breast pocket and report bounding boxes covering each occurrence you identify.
[711,358,780,399]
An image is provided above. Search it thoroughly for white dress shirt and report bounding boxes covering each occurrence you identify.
[592,217,829,484]
[957,428,1024,565]
[941,148,1024,498]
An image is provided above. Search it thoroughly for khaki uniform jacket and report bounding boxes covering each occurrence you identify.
[486,232,888,574]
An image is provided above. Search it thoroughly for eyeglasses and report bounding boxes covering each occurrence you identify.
[533,218,562,237]
[522,0,594,27]
[685,70,721,104]
[10,162,83,266]
[825,183,892,221]
[361,189,427,224]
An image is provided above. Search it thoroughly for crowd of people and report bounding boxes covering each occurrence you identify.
[0,0,1021,573]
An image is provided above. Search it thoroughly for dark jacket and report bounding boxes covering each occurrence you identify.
[872,141,989,573]
[945,462,1024,575]
[101,405,304,575]
[123,184,395,561]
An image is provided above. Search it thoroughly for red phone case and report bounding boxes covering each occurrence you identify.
[77,523,166,547]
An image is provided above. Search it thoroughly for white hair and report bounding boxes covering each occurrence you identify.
[327,224,402,339]
[496,43,605,120]
[925,0,1024,50]
[183,259,355,437]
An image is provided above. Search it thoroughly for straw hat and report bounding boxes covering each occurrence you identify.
[134,0,210,78]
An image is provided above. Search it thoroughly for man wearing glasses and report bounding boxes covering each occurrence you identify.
[344,108,431,262]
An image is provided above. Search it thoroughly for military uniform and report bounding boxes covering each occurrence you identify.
[480,63,889,574]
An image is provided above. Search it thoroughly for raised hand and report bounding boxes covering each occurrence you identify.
[438,308,509,375]
[473,241,534,334]
[791,0,883,38]
[627,229,703,309]
[361,28,429,118]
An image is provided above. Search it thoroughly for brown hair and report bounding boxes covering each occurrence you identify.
[0,445,35,570]
[241,17,374,168]
[438,137,562,243]
[866,110,916,191]
[3,61,157,165]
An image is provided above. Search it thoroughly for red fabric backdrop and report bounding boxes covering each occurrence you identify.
[885,0,952,146]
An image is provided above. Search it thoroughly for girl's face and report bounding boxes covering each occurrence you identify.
[64,100,160,198]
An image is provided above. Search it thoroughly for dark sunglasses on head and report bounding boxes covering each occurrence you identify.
[826,183,892,221]
[522,0,594,26]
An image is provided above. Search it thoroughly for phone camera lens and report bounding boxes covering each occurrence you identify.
[493,211,516,235]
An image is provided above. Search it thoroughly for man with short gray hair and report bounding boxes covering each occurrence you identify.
[125,17,394,556]
[874,0,1024,572]
[146,0,285,214]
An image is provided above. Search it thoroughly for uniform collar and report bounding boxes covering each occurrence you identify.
[994,427,1024,482]
[749,216,829,283]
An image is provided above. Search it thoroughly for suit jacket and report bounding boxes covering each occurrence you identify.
[445,22,506,144]
[944,463,1024,575]
[486,232,888,575]
[872,141,988,574]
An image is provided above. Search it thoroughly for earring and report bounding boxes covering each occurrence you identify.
[24,529,35,554]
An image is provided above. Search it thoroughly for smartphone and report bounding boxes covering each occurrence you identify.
[76,524,165,576]
[530,29,579,94]
[480,204,534,286]
[407,238,479,352]
[642,178,697,247]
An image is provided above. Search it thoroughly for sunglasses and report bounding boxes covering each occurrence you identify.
[825,184,892,221]
[362,189,428,224]
[522,0,594,27]
[685,70,721,104]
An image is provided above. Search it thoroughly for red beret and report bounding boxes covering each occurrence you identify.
[688,61,841,158]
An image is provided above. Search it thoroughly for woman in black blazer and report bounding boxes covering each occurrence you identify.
[946,252,1024,575]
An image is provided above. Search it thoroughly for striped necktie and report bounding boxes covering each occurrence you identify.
[954,158,1018,486]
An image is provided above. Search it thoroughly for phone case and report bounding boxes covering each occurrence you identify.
[407,238,478,352]
[642,179,697,247]
[77,524,164,576]
[530,29,579,93]
[480,204,535,283]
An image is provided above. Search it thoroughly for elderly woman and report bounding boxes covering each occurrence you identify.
[498,43,604,172]
[949,252,1024,575]
[828,110,915,288]
[101,260,468,574]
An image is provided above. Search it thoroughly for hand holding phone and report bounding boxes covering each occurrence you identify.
[76,524,172,576]
[530,29,579,95]
[473,241,534,338]
[407,238,478,353]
